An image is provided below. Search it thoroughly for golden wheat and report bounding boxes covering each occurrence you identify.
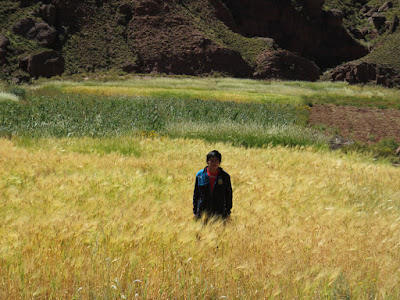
[1,136,400,298]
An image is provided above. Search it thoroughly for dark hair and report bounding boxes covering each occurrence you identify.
[206,150,222,163]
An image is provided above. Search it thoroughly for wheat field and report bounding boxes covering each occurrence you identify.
[35,76,400,106]
[1,135,400,299]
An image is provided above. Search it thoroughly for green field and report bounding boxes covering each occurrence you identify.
[1,77,400,298]
[34,76,400,107]
[4,77,400,151]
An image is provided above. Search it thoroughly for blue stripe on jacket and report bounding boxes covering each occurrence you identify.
[196,169,209,186]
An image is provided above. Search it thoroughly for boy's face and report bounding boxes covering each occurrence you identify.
[207,157,220,172]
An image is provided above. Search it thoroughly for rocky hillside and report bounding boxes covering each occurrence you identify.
[0,0,399,86]
[323,0,400,86]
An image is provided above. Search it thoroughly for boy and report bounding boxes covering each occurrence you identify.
[193,150,232,219]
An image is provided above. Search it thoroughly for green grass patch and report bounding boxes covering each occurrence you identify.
[32,77,400,109]
[340,138,400,163]
[301,83,400,109]
[360,32,400,71]
[0,93,325,149]
[167,121,328,149]
[62,4,138,75]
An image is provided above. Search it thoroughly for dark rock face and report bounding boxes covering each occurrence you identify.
[325,9,344,28]
[37,4,57,25]
[51,0,81,30]
[26,50,65,77]
[209,0,237,30]
[129,4,252,77]
[122,62,139,73]
[0,34,10,65]
[350,28,365,39]
[390,15,399,33]
[221,0,368,68]
[0,34,9,50]
[116,3,133,25]
[325,62,400,87]
[12,18,57,47]
[12,18,35,36]
[304,0,325,19]
[253,50,321,81]
[27,22,57,47]
[372,12,386,30]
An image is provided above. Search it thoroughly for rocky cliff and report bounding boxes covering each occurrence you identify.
[0,0,399,86]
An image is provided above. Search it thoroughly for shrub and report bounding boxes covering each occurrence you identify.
[8,86,26,99]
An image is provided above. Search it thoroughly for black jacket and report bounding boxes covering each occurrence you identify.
[193,167,232,217]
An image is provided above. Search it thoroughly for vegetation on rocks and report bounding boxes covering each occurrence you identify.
[359,31,400,70]
[2,0,399,85]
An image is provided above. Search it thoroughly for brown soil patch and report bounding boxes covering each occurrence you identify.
[309,104,400,144]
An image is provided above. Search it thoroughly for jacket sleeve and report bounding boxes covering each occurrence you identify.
[225,174,233,215]
[193,176,199,215]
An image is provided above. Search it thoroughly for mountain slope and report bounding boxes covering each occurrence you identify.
[1,0,398,85]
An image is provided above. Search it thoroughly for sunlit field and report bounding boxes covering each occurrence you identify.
[1,76,400,298]
[33,76,400,107]
[1,136,400,299]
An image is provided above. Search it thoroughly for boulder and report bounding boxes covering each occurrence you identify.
[253,50,321,81]
[12,18,35,36]
[26,50,64,77]
[0,34,10,65]
[324,62,400,87]
[325,9,344,28]
[390,15,399,33]
[350,28,364,39]
[27,22,57,47]
[37,4,57,25]
[19,56,29,71]
[372,12,387,30]
[122,62,139,73]
[12,18,57,47]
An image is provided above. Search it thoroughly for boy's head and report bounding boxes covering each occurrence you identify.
[206,150,222,163]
